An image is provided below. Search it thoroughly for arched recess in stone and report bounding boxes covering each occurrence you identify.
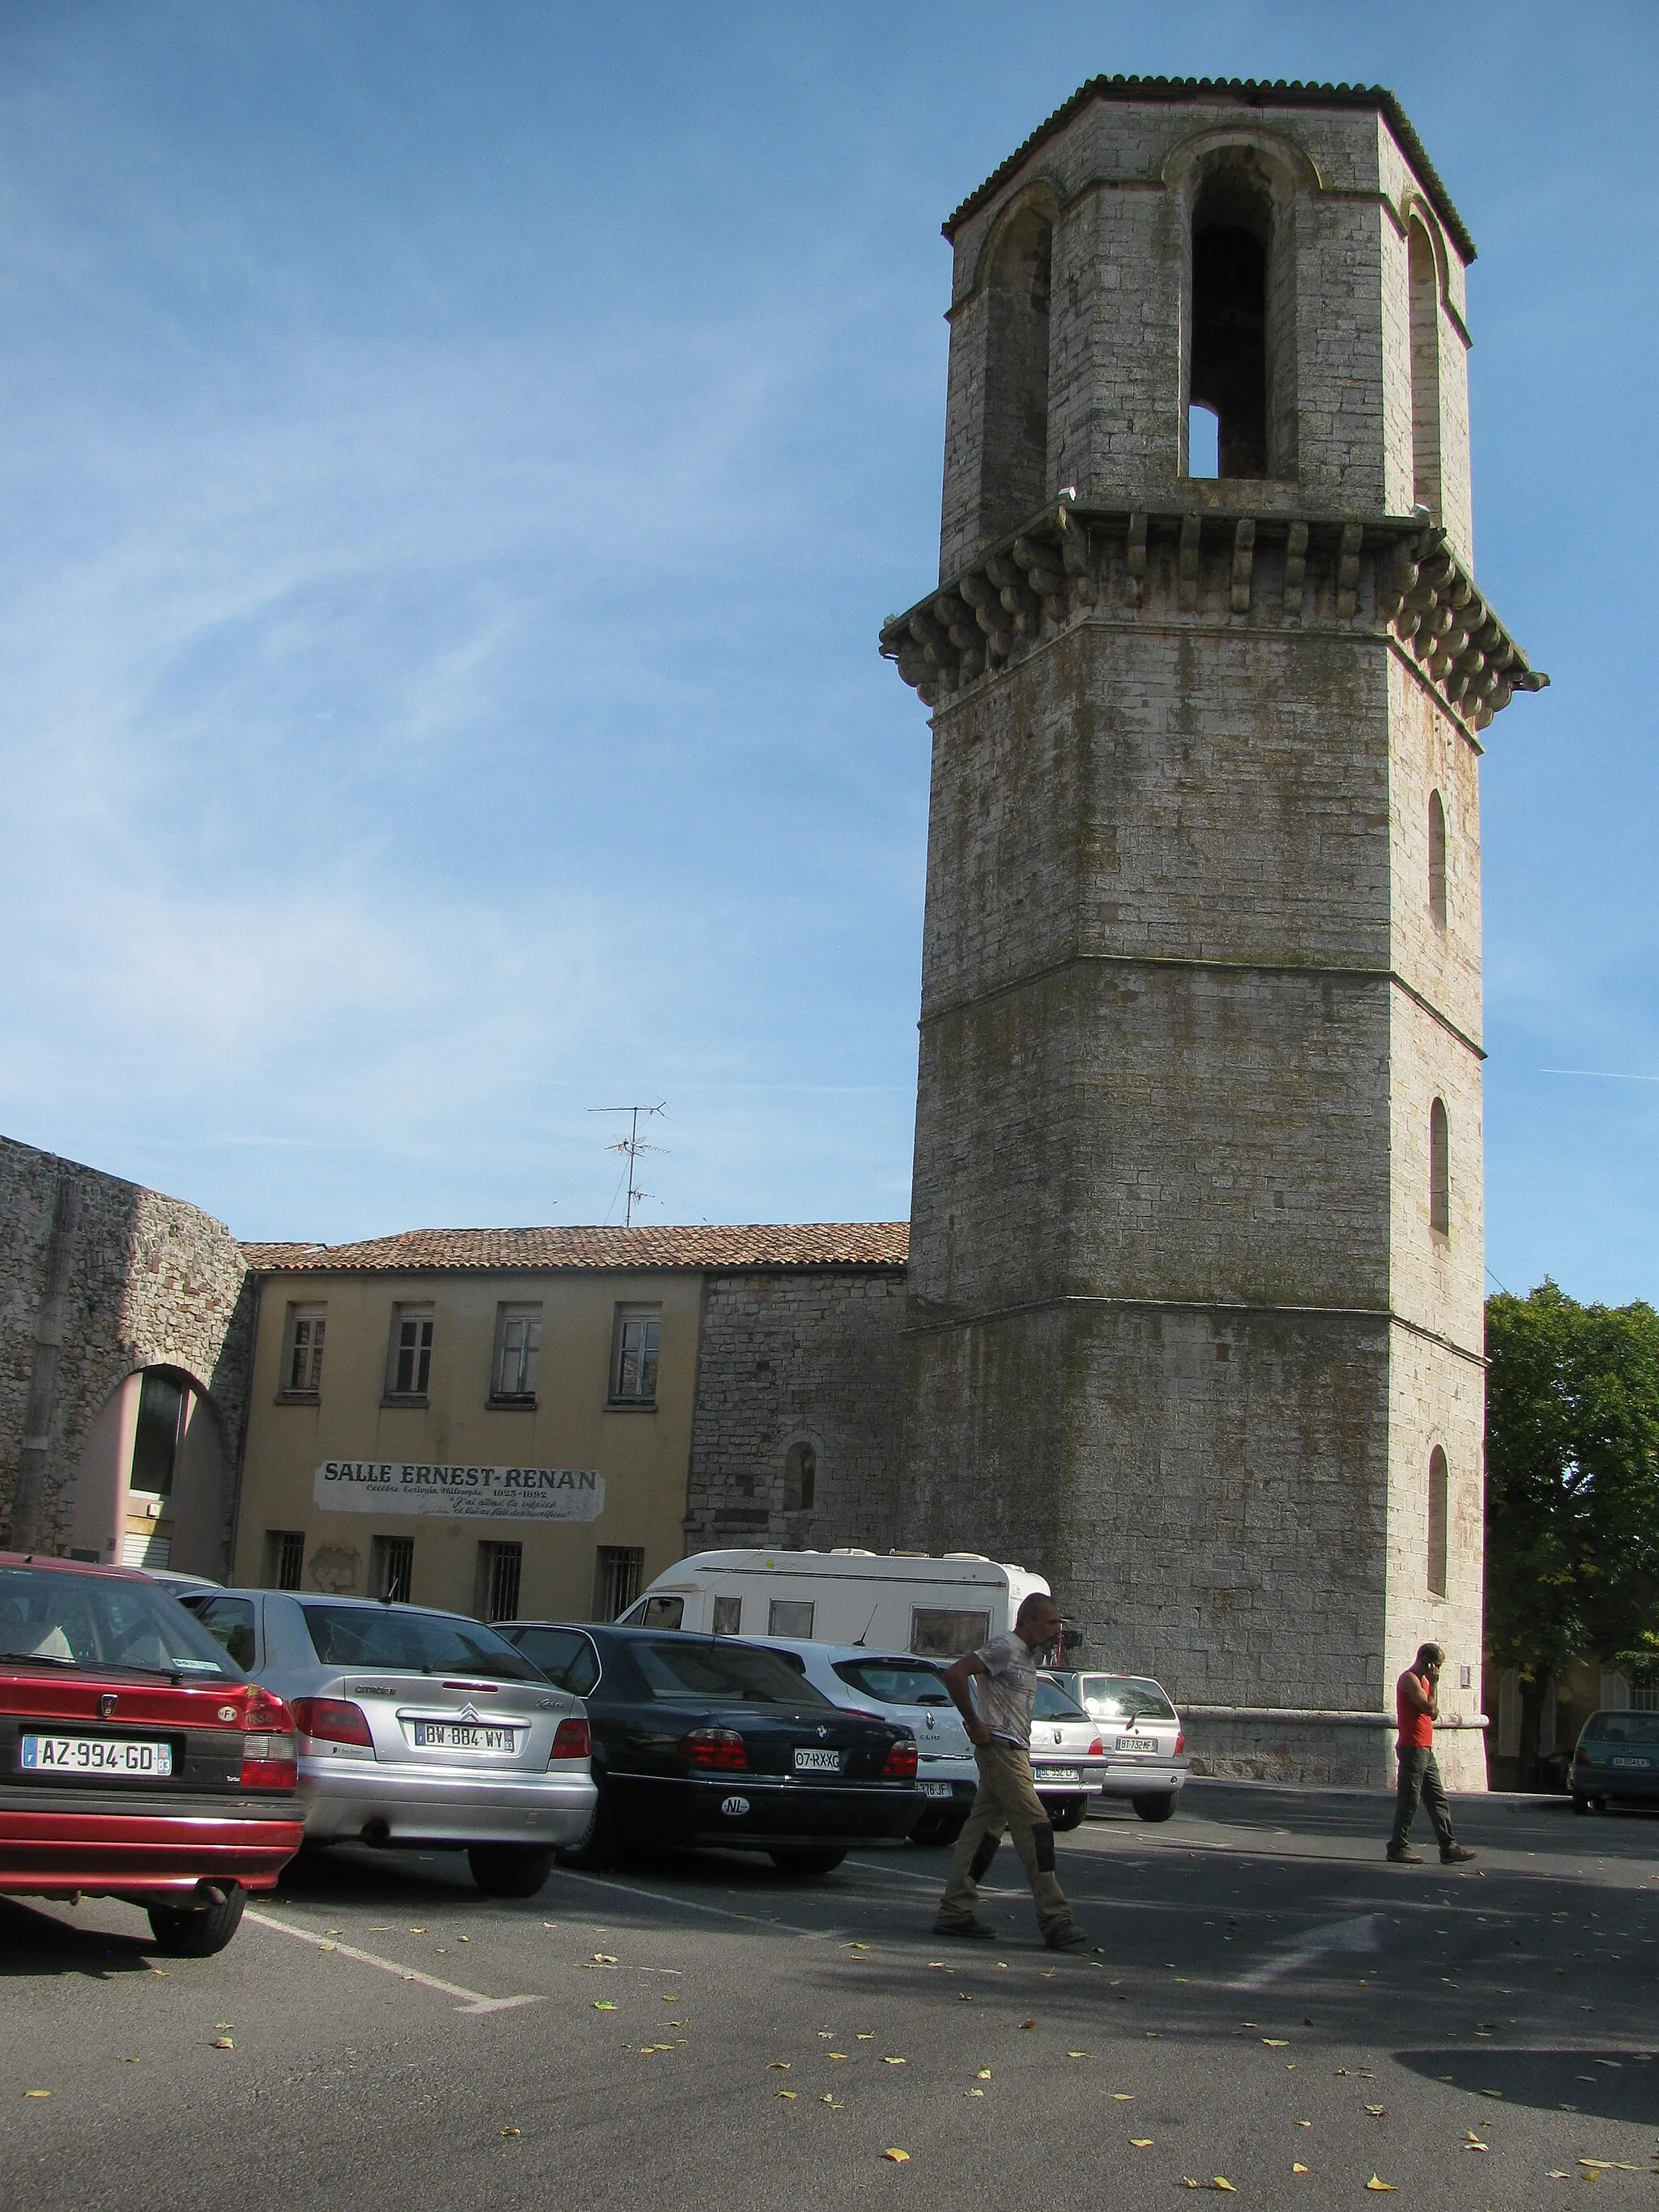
[1407,211,1445,521]
[66,1362,231,1578]
[781,1433,821,1517]
[977,188,1056,539]
[1165,128,1314,481]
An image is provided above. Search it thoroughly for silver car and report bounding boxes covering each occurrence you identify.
[1026,1676,1111,1828]
[181,1590,596,1894]
[1047,1669,1188,1822]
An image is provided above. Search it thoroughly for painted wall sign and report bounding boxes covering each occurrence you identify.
[314,1460,605,1521]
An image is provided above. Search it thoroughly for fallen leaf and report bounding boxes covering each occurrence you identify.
[23,2091,51,2099]
[828,2052,848,2061]
[211,2038,233,2052]
[1213,2184,1236,2196]
[1130,2137,1154,2148]
[769,2062,791,2070]
[977,2068,992,2080]
[1547,2173,1569,2180]
[883,2057,906,2066]
[856,2033,875,2041]
[819,2094,840,2106]
[1478,2088,1503,2099]
[593,2001,616,2011]
[409,1927,427,1934]
[1364,2103,1387,2116]
[1067,2050,1090,2060]
[881,2149,910,2163]
[500,2128,521,2139]
[1296,2120,1311,2129]
[775,2091,797,2101]
[1292,2164,1309,2176]
[928,1961,945,1969]
[1365,2181,1396,2195]
[120,2059,139,2066]
[1262,2038,1289,2048]
[319,1941,338,1954]
[593,1952,617,1964]
[1019,2018,1037,2031]
[964,2088,984,2099]
[1112,2092,1134,2101]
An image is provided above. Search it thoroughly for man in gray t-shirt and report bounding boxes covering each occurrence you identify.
[933,1592,1088,1950]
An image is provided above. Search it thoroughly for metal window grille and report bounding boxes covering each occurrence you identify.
[593,1546,644,1622]
[610,1311,659,1401]
[493,1307,542,1399]
[1633,1677,1659,1714]
[287,1311,326,1393]
[267,1529,305,1590]
[370,1535,414,1605]
[476,1541,522,1623]
[390,1311,433,1396]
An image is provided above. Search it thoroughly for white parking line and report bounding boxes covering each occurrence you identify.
[547,1865,851,1940]
[1230,1912,1384,1991]
[245,1909,544,2015]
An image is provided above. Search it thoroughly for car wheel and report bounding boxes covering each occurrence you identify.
[146,1884,246,1956]
[556,1783,617,1871]
[767,1847,847,1877]
[1048,1797,1087,1832]
[1132,1792,1176,1823]
[467,1844,557,1899]
[1572,1792,1592,1816]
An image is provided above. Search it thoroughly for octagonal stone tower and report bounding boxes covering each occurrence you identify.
[881,76,1546,1787]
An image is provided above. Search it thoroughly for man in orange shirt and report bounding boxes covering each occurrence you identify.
[1387,1642,1477,1864]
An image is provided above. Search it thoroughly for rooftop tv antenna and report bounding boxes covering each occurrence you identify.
[589,1102,667,1227]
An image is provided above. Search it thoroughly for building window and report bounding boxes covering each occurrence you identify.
[491,1304,542,1403]
[386,1305,434,1400]
[282,1305,326,1396]
[1429,1097,1450,1235]
[1427,1446,1449,1596]
[979,201,1052,540]
[476,1541,522,1622]
[264,1529,306,1590]
[712,1595,742,1636]
[783,1440,817,1512]
[609,1306,660,1404]
[1408,218,1443,522]
[130,1370,186,1498]
[369,1534,414,1605]
[1189,167,1270,479]
[1428,789,1448,928]
[593,1546,644,1622]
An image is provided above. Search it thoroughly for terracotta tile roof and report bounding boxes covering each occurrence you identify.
[240,1222,911,1276]
[943,75,1476,265]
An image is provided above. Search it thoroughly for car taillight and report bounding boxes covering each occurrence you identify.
[680,1727,748,1771]
[1573,1745,1589,1765]
[881,1738,919,1780]
[292,1696,374,1748]
[237,1694,300,1789]
[550,1717,591,1762]
[1174,1732,1185,1756]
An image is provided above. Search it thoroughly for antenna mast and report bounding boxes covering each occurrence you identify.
[589,1102,667,1227]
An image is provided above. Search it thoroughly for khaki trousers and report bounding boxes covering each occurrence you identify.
[937,1741,1073,1935]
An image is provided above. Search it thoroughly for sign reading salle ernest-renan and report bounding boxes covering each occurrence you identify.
[314,1461,605,1521]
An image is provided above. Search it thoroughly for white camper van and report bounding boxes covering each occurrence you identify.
[616,1550,1048,1660]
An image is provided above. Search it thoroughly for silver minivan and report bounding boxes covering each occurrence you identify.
[182,1591,596,1894]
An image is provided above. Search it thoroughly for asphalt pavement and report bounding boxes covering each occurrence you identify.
[2,1781,1655,2210]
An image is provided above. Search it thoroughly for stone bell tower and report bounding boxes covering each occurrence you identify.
[881,76,1546,1787]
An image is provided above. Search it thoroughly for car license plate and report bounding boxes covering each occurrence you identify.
[1612,1755,1652,1768]
[920,1780,952,1799]
[1115,1736,1159,1754]
[410,1721,518,1752]
[20,1734,173,1777]
[792,1747,842,1774]
[1040,1767,1081,1785]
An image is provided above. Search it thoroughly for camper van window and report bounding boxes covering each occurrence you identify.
[768,1598,814,1639]
[638,1596,684,1630]
[632,1640,833,1707]
[711,1596,742,1636]
[834,1658,953,1707]
[911,1608,992,1660]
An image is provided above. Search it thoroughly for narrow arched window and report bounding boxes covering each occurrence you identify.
[1190,166,1272,479]
[980,205,1051,539]
[1427,789,1448,927]
[1408,219,1443,521]
[1429,1097,1450,1235]
[783,1440,817,1513]
[1427,1447,1449,1596]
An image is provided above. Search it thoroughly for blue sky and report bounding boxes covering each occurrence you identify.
[1,4,1654,1307]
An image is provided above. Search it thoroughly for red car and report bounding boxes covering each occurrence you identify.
[0,1554,303,1954]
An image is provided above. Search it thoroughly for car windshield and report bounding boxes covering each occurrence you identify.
[1033,1678,1088,1720]
[631,1639,833,1706]
[832,1658,953,1707]
[300,1605,545,1681]
[0,1564,239,1679]
[1079,1676,1178,1722]
[1584,1712,1659,1746]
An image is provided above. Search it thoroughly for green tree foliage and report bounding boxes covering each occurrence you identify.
[1485,1282,1659,1698]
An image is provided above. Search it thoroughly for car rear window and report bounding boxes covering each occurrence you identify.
[1079,1675,1178,1722]
[503,1626,600,1695]
[299,1605,546,1681]
[1033,1678,1088,1720]
[0,1564,239,1680]
[833,1658,952,1707]
[1584,1712,1659,1745]
[631,1639,833,1706]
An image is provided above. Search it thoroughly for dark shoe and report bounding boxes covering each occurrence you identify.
[1386,1844,1422,1864]
[1439,1844,1477,1864]
[932,1916,996,1938]
[1043,1920,1090,1951]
